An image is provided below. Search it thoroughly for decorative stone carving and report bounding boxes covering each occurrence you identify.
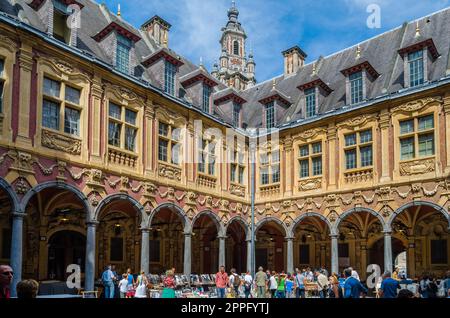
[298,178,322,191]
[15,177,30,195]
[297,128,327,141]
[344,168,374,183]
[399,159,435,176]
[56,161,67,180]
[197,174,217,188]
[158,163,182,181]
[42,129,82,155]
[337,114,376,129]
[392,97,442,114]
[230,184,246,197]
[108,148,137,168]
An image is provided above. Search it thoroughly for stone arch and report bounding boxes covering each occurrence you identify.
[20,181,91,221]
[191,210,225,237]
[333,207,389,235]
[388,201,450,230]
[0,177,20,213]
[288,212,333,238]
[255,217,288,237]
[147,202,190,232]
[94,193,145,224]
[225,216,249,240]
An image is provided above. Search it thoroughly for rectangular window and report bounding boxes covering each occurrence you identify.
[159,122,169,137]
[345,149,357,170]
[300,160,309,178]
[44,77,61,98]
[42,99,60,130]
[298,142,323,179]
[233,103,241,127]
[349,71,363,105]
[431,240,447,264]
[400,137,415,160]
[360,146,373,167]
[198,139,215,176]
[305,88,316,118]
[399,115,435,161]
[164,61,176,96]
[238,166,245,184]
[338,243,350,258]
[202,84,211,113]
[108,121,121,147]
[261,167,269,185]
[230,164,237,182]
[116,35,131,74]
[110,237,124,262]
[65,86,80,105]
[158,139,168,162]
[344,130,373,170]
[266,101,275,129]
[0,59,5,113]
[1,228,11,259]
[108,102,137,151]
[408,50,424,87]
[64,107,80,136]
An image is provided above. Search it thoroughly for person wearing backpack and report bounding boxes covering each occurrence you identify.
[427,276,438,298]
[229,268,241,298]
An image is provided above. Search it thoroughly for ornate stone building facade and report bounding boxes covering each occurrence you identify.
[0,0,449,295]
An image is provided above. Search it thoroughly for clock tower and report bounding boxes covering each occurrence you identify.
[213,1,256,91]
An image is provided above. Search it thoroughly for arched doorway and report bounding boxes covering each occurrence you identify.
[256,220,286,272]
[336,209,386,280]
[292,214,331,271]
[21,184,89,281]
[191,213,220,274]
[226,219,247,274]
[95,195,142,277]
[148,205,185,274]
[48,231,86,281]
[389,203,450,279]
[0,185,14,265]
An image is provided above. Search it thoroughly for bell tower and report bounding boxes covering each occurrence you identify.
[214,1,256,90]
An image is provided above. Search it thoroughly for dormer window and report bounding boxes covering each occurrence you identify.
[116,35,132,74]
[349,71,363,105]
[305,88,317,118]
[53,0,71,44]
[398,38,439,89]
[202,84,211,113]
[265,101,275,129]
[164,60,177,96]
[233,102,241,127]
[408,50,424,87]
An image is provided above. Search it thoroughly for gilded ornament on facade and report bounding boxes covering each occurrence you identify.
[298,177,322,191]
[392,97,442,114]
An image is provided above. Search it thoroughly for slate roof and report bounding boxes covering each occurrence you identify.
[1,0,449,131]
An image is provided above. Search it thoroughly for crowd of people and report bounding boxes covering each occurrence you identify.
[212,265,450,299]
[1,263,450,299]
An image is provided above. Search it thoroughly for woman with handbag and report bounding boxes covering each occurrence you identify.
[161,270,177,298]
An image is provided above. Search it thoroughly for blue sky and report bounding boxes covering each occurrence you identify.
[104,0,450,82]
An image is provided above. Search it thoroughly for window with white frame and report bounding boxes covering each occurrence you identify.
[298,141,323,179]
[108,102,137,151]
[399,114,435,161]
[408,50,425,87]
[198,138,216,176]
[0,58,4,114]
[231,147,245,184]
[265,101,275,129]
[164,61,176,96]
[349,71,364,105]
[158,122,181,165]
[116,35,132,74]
[305,88,316,118]
[42,77,81,137]
[260,149,280,185]
[202,84,211,113]
[344,129,373,170]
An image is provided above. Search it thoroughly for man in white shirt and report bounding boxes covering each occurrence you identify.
[269,272,277,298]
[118,274,129,298]
[315,270,330,298]
[350,267,360,281]
[243,272,253,298]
